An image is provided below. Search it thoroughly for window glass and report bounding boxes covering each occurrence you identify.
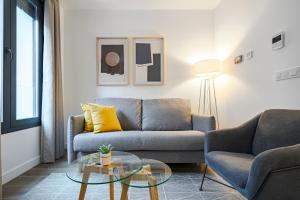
[16,0,39,120]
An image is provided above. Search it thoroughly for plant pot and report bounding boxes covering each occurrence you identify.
[100,152,112,166]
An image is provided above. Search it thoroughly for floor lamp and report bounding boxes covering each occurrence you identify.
[195,59,221,128]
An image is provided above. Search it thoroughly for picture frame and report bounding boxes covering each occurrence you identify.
[132,37,165,85]
[96,37,129,85]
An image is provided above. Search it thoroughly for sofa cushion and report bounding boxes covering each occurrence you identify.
[81,104,94,132]
[141,131,204,151]
[206,151,254,189]
[73,131,143,152]
[95,98,142,130]
[252,109,300,155]
[89,104,122,133]
[142,98,192,131]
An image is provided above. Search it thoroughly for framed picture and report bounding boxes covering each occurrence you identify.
[133,37,165,85]
[96,37,129,85]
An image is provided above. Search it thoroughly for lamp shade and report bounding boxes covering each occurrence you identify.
[195,59,221,77]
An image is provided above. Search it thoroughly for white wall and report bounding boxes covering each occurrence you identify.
[63,10,215,135]
[63,0,300,130]
[1,127,40,184]
[214,0,300,127]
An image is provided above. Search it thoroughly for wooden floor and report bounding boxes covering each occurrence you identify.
[2,155,198,199]
[2,154,72,199]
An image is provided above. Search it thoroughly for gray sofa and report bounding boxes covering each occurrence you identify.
[67,98,216,164]
[202,109,300,200]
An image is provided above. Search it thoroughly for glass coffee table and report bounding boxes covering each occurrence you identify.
[66,151,142,200]
[116,159,172,200]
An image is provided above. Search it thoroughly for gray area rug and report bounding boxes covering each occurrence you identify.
[21,172,245,200]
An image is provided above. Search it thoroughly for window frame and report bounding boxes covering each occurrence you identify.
[1,0,43,134]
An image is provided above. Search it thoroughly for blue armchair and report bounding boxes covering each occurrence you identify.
[200,109,300,200]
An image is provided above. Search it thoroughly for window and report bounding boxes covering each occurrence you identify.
[0,0,3,124]
[2,0,43,133]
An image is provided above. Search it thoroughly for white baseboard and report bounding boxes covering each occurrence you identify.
[2,156,40,184]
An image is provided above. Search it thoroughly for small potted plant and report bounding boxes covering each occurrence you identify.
[98,144,113,166]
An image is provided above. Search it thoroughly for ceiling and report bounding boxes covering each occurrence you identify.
[62,0,222,10]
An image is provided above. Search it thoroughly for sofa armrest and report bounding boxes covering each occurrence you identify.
[67,115,84,164]
[205,114,261,154]
[192,114,216,132]
[245,144,300,199]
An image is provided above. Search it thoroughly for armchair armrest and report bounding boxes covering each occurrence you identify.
[192,114,216,132]
[67,115,84,164]
[245,144,300,199]
[205,114,261,154]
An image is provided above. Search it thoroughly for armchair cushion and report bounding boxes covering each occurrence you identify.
[205,114,260,154]
[252,109,300,155]
[206,151,255,189]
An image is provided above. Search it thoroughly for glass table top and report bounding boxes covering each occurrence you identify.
[116,159,172,188]
[66,151,142,185]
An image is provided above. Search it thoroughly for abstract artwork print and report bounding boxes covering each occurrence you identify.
[133,37,164,85]
[97,38,129,85]
[101,45,124,75]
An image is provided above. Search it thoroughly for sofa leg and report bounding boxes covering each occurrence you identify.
[199,164,207,191]
[199,163,207,173]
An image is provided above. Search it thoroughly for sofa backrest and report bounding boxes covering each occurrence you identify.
[252,109,300,155]
[95,98,142,130]
[142,98,192,131]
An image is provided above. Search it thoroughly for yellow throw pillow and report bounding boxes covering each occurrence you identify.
[81,103,95,132]
[89,104,122,133]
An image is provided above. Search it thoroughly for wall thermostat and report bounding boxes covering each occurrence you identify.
[272,32,285,50]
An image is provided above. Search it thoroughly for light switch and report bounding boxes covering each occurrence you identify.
[282,71,289,79]
[276,73,281,81]
[289,69,299,77]
[275,66,300,81]
[246,51,254,60]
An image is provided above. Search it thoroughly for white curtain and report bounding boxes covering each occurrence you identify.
[41,0,64,163]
